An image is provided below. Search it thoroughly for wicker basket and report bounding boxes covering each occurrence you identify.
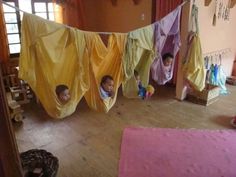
[187,84,220,106]
[20,149,59,177]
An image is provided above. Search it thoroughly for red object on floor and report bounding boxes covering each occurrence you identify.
[233,116,236,124]
[232,60,236,76]
[119,127,236,177]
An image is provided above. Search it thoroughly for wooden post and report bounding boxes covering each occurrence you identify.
[0,63,23,177]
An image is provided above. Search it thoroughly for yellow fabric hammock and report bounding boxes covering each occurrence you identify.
[19,13,127,118]
[19,13,90,118]
[122,25,155,98]
[83,32,126,112]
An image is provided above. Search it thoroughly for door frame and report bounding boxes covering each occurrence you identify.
[0,63,23,177]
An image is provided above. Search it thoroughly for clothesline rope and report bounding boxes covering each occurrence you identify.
[1,0,189,34]
[1,0,26,13]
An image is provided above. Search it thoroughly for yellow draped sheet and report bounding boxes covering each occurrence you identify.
[84,32,127,112]
[182,34,206,91]
[122,25,155,98]
[19,13,90,118]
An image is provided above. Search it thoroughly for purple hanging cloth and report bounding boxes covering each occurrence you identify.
[151,6,182,85]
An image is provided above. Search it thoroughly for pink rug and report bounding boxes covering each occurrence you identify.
[119,127,236,177]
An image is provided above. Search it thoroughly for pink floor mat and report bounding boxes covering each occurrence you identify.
[118,127,236,177]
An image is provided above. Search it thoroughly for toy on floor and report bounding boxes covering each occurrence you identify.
[145,85,155,98]
[138,84,155,100]
[134,70,155,100]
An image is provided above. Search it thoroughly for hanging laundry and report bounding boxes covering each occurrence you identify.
[19,13,90,118]
[122,25,155,98]
[209,64,216,85]
[204,56,210,69]
[182,33,206,91]
[182,4,206,92]
[216,65,228,94]
[208,54,228,94]
[151,5,182,85]
[214,64,219,83]
[84,32,127,112]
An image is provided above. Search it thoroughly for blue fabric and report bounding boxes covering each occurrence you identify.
[138,87,146,99]
[214,64,219,83]
[100,87,110,99]
[209,64,216,85]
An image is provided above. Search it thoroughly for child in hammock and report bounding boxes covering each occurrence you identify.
[55,84,71,104]
[162,52,174,67]
[100,75,115,99]
[162,53,174,79]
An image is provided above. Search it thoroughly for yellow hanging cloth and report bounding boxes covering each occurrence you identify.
[182,33,206,91]
[19,13,90,118]
[182,4,206,92]
[122,25,155,98]
[84,32,127,112]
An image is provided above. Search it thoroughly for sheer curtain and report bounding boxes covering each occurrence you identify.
[153,0,183,84]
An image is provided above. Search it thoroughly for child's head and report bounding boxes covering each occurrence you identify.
[55,84,70,104]
[134,70,140,81]
[162,53,174,67]
[101,75,114,92]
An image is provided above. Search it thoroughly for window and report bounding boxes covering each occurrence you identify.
[32,1,55,21]
[2,0,54,57]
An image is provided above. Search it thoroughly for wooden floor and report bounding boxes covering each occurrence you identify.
[13,85,236,177]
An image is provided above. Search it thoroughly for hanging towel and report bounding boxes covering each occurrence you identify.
[209,64,228,94]
[84,32,127,112]
[122,25,155,98]
[151,5,182,85]
[182,33,206,91]
[19,13,90,118]
[217,65,228,94]
[209,64,216,85]
[214,64,219,83]
[182,4,206,92]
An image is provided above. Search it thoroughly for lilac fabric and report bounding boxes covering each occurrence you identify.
[151,6,182,85]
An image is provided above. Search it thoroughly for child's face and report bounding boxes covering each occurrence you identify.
[59,89,71,103]
[135,75,140,82]
[102,79,114,92]
[163,57,173,67]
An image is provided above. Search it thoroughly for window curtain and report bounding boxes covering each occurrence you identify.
[0,2,9,63]
[153,0,182,84]
[53,0,85,29]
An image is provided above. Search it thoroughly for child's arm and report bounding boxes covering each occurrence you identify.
[109,90,115,98]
